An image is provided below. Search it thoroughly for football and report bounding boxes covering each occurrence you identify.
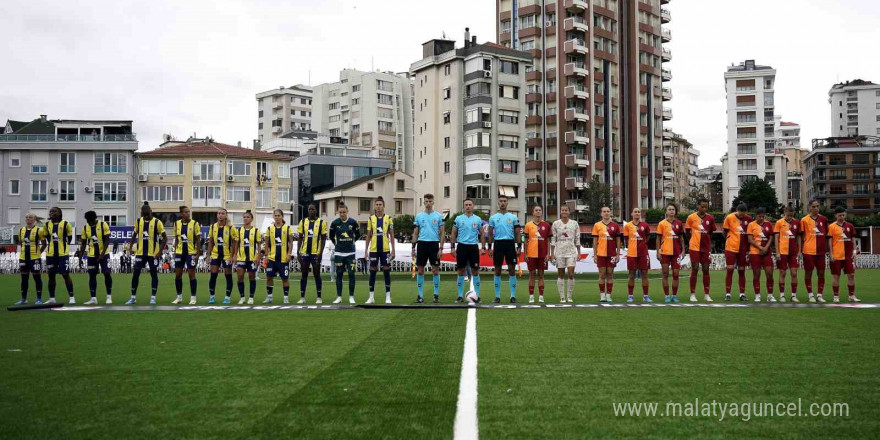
[466,290,479,304]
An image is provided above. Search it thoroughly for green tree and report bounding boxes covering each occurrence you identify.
[680,188,709,212]
[394,214,415,241]
[578,175,613,223]
[444,210,489,235]
[732,179,781,217]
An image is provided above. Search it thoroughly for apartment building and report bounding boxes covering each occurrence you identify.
[311,69,414,174]
[136,138,292,227]
[805,136,880,216]
[0,116,138,232]
[722,59,788,210]
[660,129,698,204]
[410,33,531,220]
[695,164,723,210]
[774,119,808,211]
[829,79,880,137]
[255,85,313,147]
[496,0,672,219]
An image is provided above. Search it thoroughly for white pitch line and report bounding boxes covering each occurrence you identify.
[453,306,479,440]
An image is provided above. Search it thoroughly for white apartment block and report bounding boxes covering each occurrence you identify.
[774,118,808,210]
[255,85,313,147]
[410,34,531,220]
[828,79,880,137]
[722,60,788,210]
[311,69,414,174]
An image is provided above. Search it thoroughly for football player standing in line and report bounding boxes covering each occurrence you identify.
[656,203,686,303]
[488,195,522,304]
[685,199,717,302]
[364,197,395,304]
[623,207,651,303]
[43,207,75,304]
[127,203,167,305]
[746,207,776,302]
[412,194,444,303]
[774,206,801,302]
[550,205,580,303]
[76,211,112,305]
[801,200,830,303]
[171,206,201,305]
[263,208,295,303]
[330,203,360,304]
[296,203,328,304]
[523,205,551,303]
[233,210,261,304]
[206,208,240,305]
[13,212,46,305]
[722,204,752,301]
[592,206,622,303]
[828,207,860,303]
[450,199,485,302]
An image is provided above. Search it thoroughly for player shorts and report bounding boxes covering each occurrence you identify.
[19,258,41,273]
[777,253,799,270]
[724,250,748,268]
[659,254,681,270]
[492,240,518,269]
[299,254,321,268]
[555,255,576,269]
[527,257,548,271]
[45,256,70,274]
[87,255,110,273]
[175,254,196,270]
[266,260,290,279]
[802,254,827,271]
[334,254,357,271]
[210,258,232,269]
[235,260,257,273]
[626,254,649,271]
[830,259,854,276]
[134,255,159,271]
[416,241,440,267]
[689,250,711,266]
[369,252,390,269]
[456,244,480,270]
[749,253,774,269]
[595,255,615,268]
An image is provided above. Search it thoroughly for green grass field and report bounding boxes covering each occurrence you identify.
[2,270,879,439]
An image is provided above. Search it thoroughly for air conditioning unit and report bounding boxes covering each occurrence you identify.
[84,187,92,193]
[483,173,491,180]
[49,188,57,194]
[482,122,492,129]
[546,20,554,27]
[227,175,235,182]
[138,174,148,182]
[484,70,492,78]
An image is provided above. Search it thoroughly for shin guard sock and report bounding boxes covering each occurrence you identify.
[175,278,183,296]
[433,274,440,296]
[509,276,517,298]
[189,278,197,297]
[457,276,465,298]
[249,279,257,298]
[209,272,218,296]
[689,272,698,294]
[416,274,424,298]
[225,274,233,297]
[703,273,710,294]
[493,275,501,298]
[383,270,391,293]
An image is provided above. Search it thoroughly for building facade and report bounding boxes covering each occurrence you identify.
[136,138,292,227]
[695,164,723,210]
[660,129,698,204]
[775,119,808,211]
[828,79,880,137]
[292,154,393,223]
[496,0,672,219]
[312,170,415,225]
[805,136,880,216]
[1,116,138,233]
[410,36,530,220]
[256,85,313,147]
[723,59,788,210]
[311,69,414,174]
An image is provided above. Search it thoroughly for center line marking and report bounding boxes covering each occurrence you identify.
[454,306,479,440]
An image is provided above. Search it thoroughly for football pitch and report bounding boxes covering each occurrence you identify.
[2,270,879,439]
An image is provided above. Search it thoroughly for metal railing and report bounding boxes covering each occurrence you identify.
[0,133,137,142]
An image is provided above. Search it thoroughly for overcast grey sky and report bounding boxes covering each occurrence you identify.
[1,0,877,167]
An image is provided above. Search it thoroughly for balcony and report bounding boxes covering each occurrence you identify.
[564,62,589,78]
[662,128,674,139]
[662,148,673,159]
[661,28,671,42]
[272,102,283,110]
[565,199,587,212]
[565,107,590,122]
[564,0,588,12]
[564,16,589,32]
[564,130,590,145]
[661,8,671,23]
[564,153,589,168]
[564,177,588,191]
[662,108,672,120]
[661,47,671,62]
[272,126,283,133]
[564,85,590,101]
[662,0,670,4]
[0,133,137,142]
[661,68,672,81]
[564,38,589,55]
[662,87,672,101]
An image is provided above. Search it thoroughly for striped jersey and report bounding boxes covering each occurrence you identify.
[208,222,239,261]
[685,213,716,252]
[773,218,801,256]
[828,221,855,261]
[623,221,650,257]
[173,220,201,255]
[591,221,620,257]
[657,218,684,256]
[266,224,294,262]
[297,218,328,255]
[800,214,828,256]
[133,217,165,256]
[237,226,262,261]
[43,220,73,257]
[367,214,394,253]
[18,226,46,260]
[80,221,111,258]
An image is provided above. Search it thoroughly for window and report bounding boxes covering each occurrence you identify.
[499,85,519,99]
[465,82,491,97]
[227,186,251,202]
[500,60,519,75]
[192,161,221,181]
[499,135,519,149]
[227,160,252,177]
[466,185,490,199]
[141,186,183,202]
[94,152,127,173]
[31,180,47,202]
[101,215,126,226]
[443,112,451,124]
[499,160,519,173]
[9,151,20,167]
[737,144,757,155]
[443,87,451,100]
[328,102,340,111]
[258,110,263,118]
[520,40,535,51]
[500,20,511,33]
[278,188,290,204]
[520,14,536,28]
[330,128,341,137]
[352,98,359,105]
[31,152,48,173]
[329,115,341,122]
[377,94,394,105]
[193,186,222,207]
[256,189,272,208]
[142,159,184,175]
[444,137,451,149]
[499,110,519,124]
[278,163,290,178]
[93,181,127,202]
[60,153,76,173]
[367,183,374,191]
[444,162,450,173]
[59,180,75,202]
[444,64,451,76]
[9,180,20,196]
[444,186,450,198]
[466,133,490,148]
[8,207,21,224]
[499,186,518,198]
[377,80,394,92]
[397,179,405,191]
[379,121,395,132]
[360,199,372,213]
[259,122,263,130]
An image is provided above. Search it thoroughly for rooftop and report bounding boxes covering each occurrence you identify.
[139,139,289,160]
[0,116,136,142]
[831,79,876,89]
